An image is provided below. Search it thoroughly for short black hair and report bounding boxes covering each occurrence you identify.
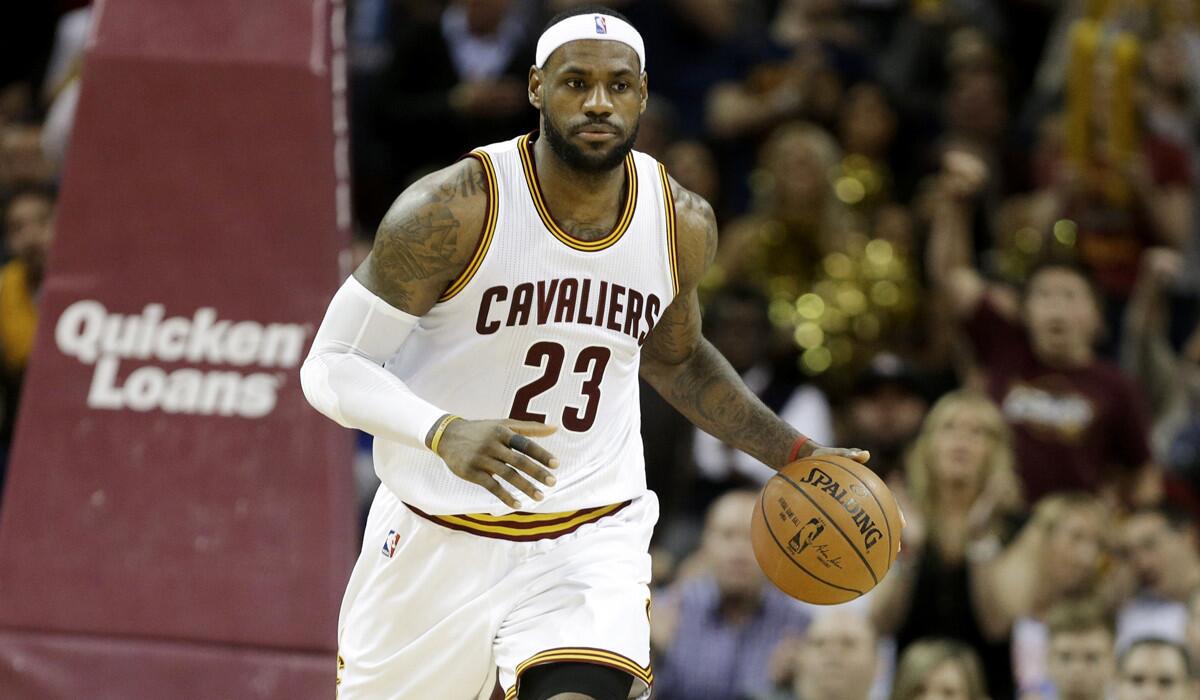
[543,5,632,33]
[1021,256,1102,304]
[1118,637,1197,679]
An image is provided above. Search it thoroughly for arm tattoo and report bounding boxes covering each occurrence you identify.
[358,160,485,312]
[639,175,800,469]
[648,340,800,469]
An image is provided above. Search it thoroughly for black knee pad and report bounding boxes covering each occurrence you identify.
[518,661,634,700]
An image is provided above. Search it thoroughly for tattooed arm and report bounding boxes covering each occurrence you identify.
[354,157,489,312]
[638,177,868,469]
[316,158,559,508]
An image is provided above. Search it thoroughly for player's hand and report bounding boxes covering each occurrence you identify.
[435,418,559,509]
[802,441,871,464]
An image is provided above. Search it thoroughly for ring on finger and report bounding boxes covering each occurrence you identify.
[508,434,531,453]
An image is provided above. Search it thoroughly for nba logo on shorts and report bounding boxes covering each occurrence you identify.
[381,530,401,558]
[594,16,607,34]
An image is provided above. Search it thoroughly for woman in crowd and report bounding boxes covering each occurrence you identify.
[889,638,991,700]
[869,390,1021,699]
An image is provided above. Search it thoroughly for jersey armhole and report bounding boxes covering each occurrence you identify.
[439,151,498,302]
[656,163,680,297]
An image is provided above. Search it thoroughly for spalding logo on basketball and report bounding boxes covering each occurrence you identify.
[751,455,903,605]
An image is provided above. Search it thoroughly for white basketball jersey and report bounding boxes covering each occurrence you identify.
[375,133,680,515]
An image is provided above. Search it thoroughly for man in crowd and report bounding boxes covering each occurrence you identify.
[1114,639,1199,700]
[753,609,878,700]
[840,352,929,482]
[651,490,812,700]
[1115,507,1200,650]
[1045,598,1115,700]
[930,190,1161,505]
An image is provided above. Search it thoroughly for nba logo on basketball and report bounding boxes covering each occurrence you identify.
[381,531,401,558]
[594,16,607,34]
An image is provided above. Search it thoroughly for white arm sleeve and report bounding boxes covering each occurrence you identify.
[300,276,446,449]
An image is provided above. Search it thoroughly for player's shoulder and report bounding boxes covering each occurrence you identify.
[662,172,717,286]
[378,156,489,243]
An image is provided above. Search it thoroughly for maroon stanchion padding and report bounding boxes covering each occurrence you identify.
[0,1,356,697]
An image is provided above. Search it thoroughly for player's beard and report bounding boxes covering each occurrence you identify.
[542,115,639,173]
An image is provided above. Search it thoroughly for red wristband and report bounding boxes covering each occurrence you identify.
[787,436,810,463]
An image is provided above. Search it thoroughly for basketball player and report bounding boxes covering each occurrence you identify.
[301,7,867,700]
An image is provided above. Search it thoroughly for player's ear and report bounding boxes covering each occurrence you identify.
[529,66,544,110]
[639,72,648,114]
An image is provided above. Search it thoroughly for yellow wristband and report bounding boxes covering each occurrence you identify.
[429,415,462,456]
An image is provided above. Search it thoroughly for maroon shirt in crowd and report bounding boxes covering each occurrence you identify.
[964,296,1152,503]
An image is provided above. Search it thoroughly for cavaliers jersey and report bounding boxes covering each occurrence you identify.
[374,133,680,517]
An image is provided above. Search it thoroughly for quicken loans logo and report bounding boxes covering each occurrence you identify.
[55,300,309,418]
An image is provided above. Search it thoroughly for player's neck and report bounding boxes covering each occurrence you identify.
[532,137,628,236]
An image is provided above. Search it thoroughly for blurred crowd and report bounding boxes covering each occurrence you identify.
[4,0,1200,698]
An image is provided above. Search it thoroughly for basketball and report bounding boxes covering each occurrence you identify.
[751,455,903,605]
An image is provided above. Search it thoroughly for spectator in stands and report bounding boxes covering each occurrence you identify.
[651,490,811,700]
[1027,41,1194,315]
[715,121,852,293]
[999,494,1111,696]
[662,140,721,218]
[1113,638,1199,700]
[930,183,1162,505]
[841,353,929,482]
[837,82,900,210]
[870,390,1019,699]
[888,638,989,700]
[369,0,538,204]
[0,183,53,481]
[690,285,833,511]
[1122,248,1200,503]
[1043,598,1116,700]
[755,608,879,700]
[1113,506,1200,650]
[0,121,55,190]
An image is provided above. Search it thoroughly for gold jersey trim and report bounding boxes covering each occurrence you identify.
[504,646,654,699]
[657,163,679,295]
[406,500,630,541]
[517,133,637,252]
[440,150,499,301]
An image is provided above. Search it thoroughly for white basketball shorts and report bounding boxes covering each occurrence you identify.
[335,485,658,700]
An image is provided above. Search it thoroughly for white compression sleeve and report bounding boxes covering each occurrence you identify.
[300,276,446,449]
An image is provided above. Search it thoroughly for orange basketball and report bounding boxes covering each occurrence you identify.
[751,455,903,605]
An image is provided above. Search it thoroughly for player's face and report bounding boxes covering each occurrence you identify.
[1116,646,1196,700]
[912,660,972,700]
[1024,268,1101,364]
[929,409,991,499]
[1048,628,1115,700]
[1045,508,1104,594]
[531,40,646,173]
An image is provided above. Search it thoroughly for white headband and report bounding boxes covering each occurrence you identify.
[536,14,646,72]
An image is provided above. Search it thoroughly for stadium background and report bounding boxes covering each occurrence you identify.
[0,0,1198,698]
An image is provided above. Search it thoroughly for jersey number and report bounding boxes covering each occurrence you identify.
[509,342,611,432]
